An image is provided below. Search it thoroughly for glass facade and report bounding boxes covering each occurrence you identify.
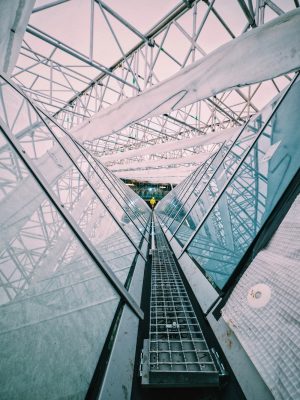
[0,75,150,399]
[173,96,278,245]
[156,77,300,290]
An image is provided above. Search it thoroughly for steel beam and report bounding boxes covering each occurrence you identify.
[237,0,257,27]
[32,0,71,13]
[26,25,139,91]
[0,120,144,320]
[97,0,148,43]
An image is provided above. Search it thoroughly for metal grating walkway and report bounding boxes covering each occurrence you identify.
[140,217,224,387]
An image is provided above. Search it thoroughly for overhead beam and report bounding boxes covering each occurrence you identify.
[203,0,235,38]
[72,9,300,142]
[52,0,201,118]
[110,151,213,172]
[100,127,240,164]
[163,113,204,133]
[265,0,284,16]
[97,0,148,43]
[26,25,139,91]
[115,165,198,181]
[32,0,71,13]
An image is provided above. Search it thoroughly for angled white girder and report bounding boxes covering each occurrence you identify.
[72,9,300,142]
[110,152,213,172]
[0,0,35,75]
[100,126,240,164]
[116,165,198,185]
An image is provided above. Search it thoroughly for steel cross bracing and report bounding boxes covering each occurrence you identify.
[162,148,225,228]
[156,71,300,290]
[167,132,253,236]
[11,0,296,176]
[157,119,268,246]
[140,217,225,386]
[156,86,276,233]
[176,81,290,259]
[0,73,154,319]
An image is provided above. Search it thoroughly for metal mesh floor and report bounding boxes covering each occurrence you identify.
[141,218,220,387]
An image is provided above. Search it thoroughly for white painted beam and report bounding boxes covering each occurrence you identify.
[0,0,35,75]
[72,9,300,142]
[115,165,198,184]
[101,126,239,164]
[109,151,213,172]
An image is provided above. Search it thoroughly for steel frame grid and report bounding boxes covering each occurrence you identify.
[141,219,219,387]
[14,0,295,166]
[177,71,299,259]
[0,72,148,320]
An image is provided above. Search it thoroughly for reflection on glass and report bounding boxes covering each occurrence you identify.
[0,77,150,398]
[158,165,203,222]
[0,78,55,158]
[186,79,300,289]
[0,130,120,399]
[174,96,278,246]
[168,148,228,234]
[0,77,150,272]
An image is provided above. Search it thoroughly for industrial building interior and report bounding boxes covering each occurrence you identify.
[0,0,299,399]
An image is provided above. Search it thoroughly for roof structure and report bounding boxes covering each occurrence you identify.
[9,0,300,183]
[0,2,299,400]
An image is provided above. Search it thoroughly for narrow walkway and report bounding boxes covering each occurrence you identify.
[131,213,246,400]
[140,217,224,387]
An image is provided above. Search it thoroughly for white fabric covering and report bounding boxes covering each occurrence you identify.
[222,195,300,400]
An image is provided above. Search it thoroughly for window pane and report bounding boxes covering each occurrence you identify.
[186,79,300,289]
[0,129,120,399]
[174,95,278,246]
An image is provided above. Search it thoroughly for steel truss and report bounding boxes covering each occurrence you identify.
[12,0,296,176]
[0,73,153,319]
[156,72,299,289]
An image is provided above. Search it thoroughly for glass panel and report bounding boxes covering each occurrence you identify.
[157,167,200,221]
[186,78,300,290]
[78,144,148,234]
[164,157,214,225]
[0,129,120,399]
[0,79,54,158]
[0,78,151,283]
[174,91,280,246]
[168,149,228,234]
